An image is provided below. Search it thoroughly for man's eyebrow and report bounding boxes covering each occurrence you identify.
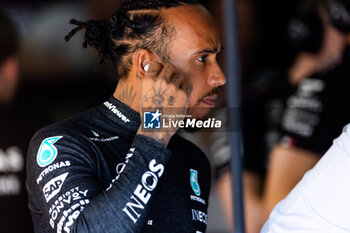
[194,46,224,55]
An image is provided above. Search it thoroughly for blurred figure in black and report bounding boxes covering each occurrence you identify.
[263,0,350,216]
[0,10,50,233]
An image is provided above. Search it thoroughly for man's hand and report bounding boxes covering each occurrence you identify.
[137,61,193,146]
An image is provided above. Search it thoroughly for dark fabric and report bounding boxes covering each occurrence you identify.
[0,97,50,233]
[242,70,294,175]
[279,46,350,155]
[26,96,211,233]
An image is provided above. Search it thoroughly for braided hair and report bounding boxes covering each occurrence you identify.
[65,0,199,80]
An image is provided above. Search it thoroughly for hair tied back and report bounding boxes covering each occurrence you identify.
[64,18,114,64]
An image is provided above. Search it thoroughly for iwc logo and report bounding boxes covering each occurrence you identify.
[37,136,63,167]
[190,169,201,196]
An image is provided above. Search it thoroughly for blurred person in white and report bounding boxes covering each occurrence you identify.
[262,123,350,232]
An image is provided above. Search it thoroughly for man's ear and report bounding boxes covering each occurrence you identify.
[134,49,154,78]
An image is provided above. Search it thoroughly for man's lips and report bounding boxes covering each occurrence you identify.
[201,95,218,107]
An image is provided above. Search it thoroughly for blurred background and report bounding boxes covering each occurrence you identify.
[2,0,349,232]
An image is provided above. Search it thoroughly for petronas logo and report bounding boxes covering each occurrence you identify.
[190,169,201,196]
[37,136,62,167]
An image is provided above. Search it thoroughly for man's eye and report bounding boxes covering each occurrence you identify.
[197,55,208,63]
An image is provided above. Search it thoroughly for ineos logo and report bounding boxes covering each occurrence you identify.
[122,159,164,223]
[141,171,158,191]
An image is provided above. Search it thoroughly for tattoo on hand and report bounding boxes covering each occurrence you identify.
[172,74,181,84]
[168,96,175,106]
[185,83,193,96]
[151,82,167,107]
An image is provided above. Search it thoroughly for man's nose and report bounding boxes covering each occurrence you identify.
[207,70,226,87]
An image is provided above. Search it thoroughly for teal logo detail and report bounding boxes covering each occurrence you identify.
[37,136,62,167]
[190,169,201,196]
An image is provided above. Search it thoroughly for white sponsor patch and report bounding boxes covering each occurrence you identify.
[89,136,119,142]
[104,101,131,123]
[122,159,164,223]
[48,187,89,229]
[190,195,206,205]
[192,209,208,225]
[36,161,71,184]
[56,199,90,233]
[43,172,68,202]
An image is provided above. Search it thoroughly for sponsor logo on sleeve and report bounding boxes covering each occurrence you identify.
[104,101,131,123]
[122,159,164,223]
[43,172,68,202]
[56,199,90,233]
[192,209,208,225]
[48,186,89,229]
[91,130,99,137]
[147,220,153,226]
[190,195,206,205]
[190,169,201,196]
[89,130,119,142]
[36,161,71,184]
[106,147,135,191]
[37,136,63,167]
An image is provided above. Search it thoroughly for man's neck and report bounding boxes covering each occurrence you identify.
[113,73,142,113]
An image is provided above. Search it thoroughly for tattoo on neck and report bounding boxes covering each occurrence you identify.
[136,72,141,80]
[119,84,137,105]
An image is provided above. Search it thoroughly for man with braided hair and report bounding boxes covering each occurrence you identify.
[26,0,226,232]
